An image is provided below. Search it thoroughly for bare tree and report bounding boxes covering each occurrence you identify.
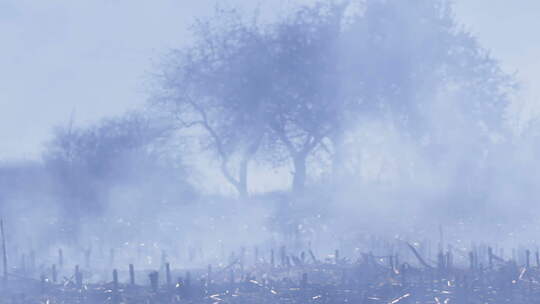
[44,112,190,242]
[154,9,270,198]
[154,0,513,195]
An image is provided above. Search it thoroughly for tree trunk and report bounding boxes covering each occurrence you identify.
[237,158,249,199]
[330,135,347,182]
[292,154,307,194]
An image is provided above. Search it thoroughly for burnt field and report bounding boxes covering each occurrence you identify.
[2,240,540,304]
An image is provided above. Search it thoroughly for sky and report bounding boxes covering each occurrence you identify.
[1,0,539,160]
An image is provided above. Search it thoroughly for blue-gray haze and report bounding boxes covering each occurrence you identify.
[0,0,540,289]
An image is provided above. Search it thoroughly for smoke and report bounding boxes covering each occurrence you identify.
[1,0,539,277]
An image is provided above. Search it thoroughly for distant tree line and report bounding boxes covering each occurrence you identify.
[0,0,531,244]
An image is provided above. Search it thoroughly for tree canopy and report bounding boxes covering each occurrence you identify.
[153,0,513,197]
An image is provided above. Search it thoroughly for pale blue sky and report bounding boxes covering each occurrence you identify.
[1,0,539,160]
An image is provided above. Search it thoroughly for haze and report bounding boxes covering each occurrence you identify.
[1,0,539,159]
